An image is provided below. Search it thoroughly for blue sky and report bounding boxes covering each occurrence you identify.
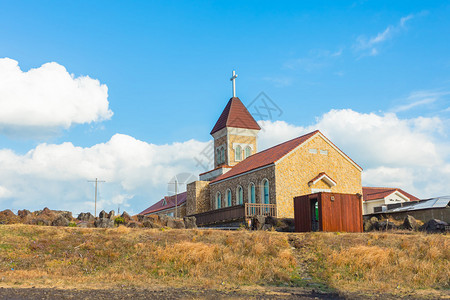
[0,1,449,214]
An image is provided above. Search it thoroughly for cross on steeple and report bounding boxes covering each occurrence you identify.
[230,70,237,97]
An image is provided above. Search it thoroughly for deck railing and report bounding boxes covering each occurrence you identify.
[189,203,277,226]
[245,203,276,218]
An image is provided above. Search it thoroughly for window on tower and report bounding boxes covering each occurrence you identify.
[221,147,225,164]
[244,146,252,159]
[235,145,242,161]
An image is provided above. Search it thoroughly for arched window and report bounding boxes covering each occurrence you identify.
[262,179,269,204]
[227,189,232,207]
[216,192,221,209]
[220,147,225,164]
[248,183,255,203]
[216,149,221,164]
[244,146,252,159]
[235,145,242,161]
[236,186,243,205]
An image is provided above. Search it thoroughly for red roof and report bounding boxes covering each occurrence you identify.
[211,130,319,183]
[362,187,420,202]
[210,97,261,134]
[139,192,187,215]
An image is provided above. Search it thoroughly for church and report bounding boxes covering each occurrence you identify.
[141,71,363,226]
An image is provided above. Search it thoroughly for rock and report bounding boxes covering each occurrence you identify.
[98,210,108,219]
[94,218,114,228]
[159,215,170,226]
[0,209,20,224]
[77,212,95,222]
[420,219,448,233]
[77,221,94,228]
[275,218,296,232]
[137,214,147,222]
[378,220,397,230]
[29,218,51,226]
[403,215,418,231]
[142,220,161,228]
[17,209,31,219]
[108,210,115,219]
[167,218,185,229]
[127,221,141,228]
[39,207,53,216]
[121,212,131,223]
[252,215,266,230]
[363,219,373,232]
[265,216,278,227]
[51,215,69,227]
[183,216,197,229]
[262,224,273,231]
[60,211,73,221]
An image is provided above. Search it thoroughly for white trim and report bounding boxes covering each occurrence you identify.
[212,127,259,139]
[274,132,363,172]
[311,188,331,193]
[310,174,336,187]
[227,127,259,137]
[363,198,385,203]
[364,191,410,203]
[199,166,232,181]
[386,191,410,202]
[209,164,274,185]
[232,142,254,150]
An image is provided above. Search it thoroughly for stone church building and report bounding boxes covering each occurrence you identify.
[184,96,363,221]
[141,73,363,224]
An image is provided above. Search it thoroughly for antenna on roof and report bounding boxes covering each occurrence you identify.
[230,70,237,97]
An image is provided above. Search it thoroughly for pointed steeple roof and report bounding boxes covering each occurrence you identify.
[210,97,261,135]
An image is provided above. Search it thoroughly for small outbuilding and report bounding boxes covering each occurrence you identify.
[294,192,363,232]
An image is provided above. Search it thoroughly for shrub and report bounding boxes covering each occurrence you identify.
[114,217,125,226]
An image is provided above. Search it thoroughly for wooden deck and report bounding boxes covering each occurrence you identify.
[189,203,277,226]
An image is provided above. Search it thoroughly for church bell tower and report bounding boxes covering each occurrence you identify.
[210,71,261,169]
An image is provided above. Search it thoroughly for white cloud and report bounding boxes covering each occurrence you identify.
[0,108,448,215]
[258,109,449,198]
[392,90,450,113]
[0,134,208,215]
[0,58,112,137]
[354,14,415,56]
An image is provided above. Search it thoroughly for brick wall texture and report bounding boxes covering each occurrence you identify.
[186,180,210,215]
[275,134,362,218]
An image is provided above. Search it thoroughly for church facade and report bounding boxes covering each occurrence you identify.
[186,95,363,220]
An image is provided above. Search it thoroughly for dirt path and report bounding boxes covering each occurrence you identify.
[0,286,344,300]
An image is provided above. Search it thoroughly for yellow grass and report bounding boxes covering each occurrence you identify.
[291,231,450,296]
[0,225,448,298]
[0,225,295,289]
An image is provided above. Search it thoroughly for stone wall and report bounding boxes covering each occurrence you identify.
[228,134,257,166]
[214,135,227,168]
[209,166,276,209]
[275,134,362,218]
[186,181,210,215]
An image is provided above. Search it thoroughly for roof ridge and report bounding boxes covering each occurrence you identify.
[257,130,320,156]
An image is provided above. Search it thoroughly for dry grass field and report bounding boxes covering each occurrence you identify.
[0,225,448,298]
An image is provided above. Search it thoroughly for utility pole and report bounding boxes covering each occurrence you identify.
[175,179,178,219]
[88,178,105,217]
